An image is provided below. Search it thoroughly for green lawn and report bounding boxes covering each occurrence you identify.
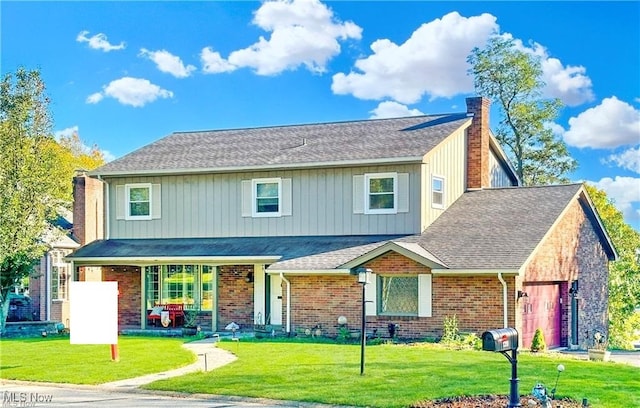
[145,340,639,408]
[0,336,195,384]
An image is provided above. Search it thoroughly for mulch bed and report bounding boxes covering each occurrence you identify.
[411,395,585,407]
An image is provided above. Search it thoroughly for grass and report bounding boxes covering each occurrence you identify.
[144,340,639,408]
[0,336,195,384]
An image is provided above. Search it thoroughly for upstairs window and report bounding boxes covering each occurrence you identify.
[241,178,292,218]
[432,176,444,209]
[116,183,161,221]
[365,173,397,214]
[253,178,281,217]
[127,184,151,219]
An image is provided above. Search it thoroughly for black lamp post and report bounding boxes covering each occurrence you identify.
[351,267,372,375]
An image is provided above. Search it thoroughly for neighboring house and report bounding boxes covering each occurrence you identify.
[28,210,80,325]
[28,175,105,326]
[67,97,616,349]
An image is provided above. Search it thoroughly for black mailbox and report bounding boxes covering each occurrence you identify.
[482,328,518,352]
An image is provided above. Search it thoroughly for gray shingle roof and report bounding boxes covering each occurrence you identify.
[92,114,470,175]
[67,235,408,263]
[403,184,585,269]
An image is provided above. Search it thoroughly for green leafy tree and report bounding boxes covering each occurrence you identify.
[586,185,640,349]
[467,36,577,186]
[0,68,69,331]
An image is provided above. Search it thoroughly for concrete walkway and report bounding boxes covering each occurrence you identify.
[101,337,237,390]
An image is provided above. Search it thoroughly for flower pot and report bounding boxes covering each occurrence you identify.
[588,349,611,362]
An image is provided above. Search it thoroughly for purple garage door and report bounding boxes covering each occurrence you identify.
[522,283,561,348]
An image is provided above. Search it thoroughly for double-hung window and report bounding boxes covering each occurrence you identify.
[432,176,445,209]
[365,173,397,214]
[126,183,152,220]
[252,178,281,217]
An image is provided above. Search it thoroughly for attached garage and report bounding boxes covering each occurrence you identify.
[521,283,562,348]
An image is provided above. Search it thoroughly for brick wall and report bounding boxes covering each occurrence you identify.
[524,197,610,347]
[217,265,254,331]
[285,252,510,339]
[72,174,104,245]
[103,266,141,327]
[466,97,491,189]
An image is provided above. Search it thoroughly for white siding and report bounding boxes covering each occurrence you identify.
[421,128,467,230]
[106,164,422,239]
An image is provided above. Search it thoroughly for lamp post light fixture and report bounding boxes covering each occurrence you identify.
[351,266,372,375]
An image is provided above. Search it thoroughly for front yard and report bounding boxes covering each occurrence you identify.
[0,336,194,384]
[146,340,638,408]
[1,336,637,407]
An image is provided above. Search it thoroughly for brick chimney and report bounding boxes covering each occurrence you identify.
[72,173,104,245]
[466,97,491,190]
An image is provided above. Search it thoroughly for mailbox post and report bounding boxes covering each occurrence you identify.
[481,328,521,408]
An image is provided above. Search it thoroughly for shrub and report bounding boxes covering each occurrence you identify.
[440,315,460,344]
[531,328,546,352]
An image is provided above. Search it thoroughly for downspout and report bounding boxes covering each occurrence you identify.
[497,272,508,328]
[280,273,291,334]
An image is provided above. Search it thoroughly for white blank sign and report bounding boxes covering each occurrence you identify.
[70,281,118,344]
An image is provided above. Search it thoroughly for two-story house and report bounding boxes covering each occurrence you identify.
[67,97,616,349]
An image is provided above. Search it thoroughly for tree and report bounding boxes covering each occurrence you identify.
[467,36,577,186]
[0,68,69,331]
[586,185,640,349]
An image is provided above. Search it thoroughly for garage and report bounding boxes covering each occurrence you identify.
[521,283,562,348]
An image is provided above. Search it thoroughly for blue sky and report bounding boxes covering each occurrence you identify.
[3,1,639,230]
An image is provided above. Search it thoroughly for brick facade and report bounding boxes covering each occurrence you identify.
[522,198,610,348]
[217,265,254,331]
[103,266,141,327]
[284,252,513,339]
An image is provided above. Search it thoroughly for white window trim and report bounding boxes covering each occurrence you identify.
[125,183,153,220]
[431,175,445,209]
[252,178,282,217]
[364,172,398,214]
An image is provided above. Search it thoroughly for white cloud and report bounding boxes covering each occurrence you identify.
[86,92,104,104]
[76,30,125,52]
[201,47,237,74]
[563,97,640,148]
[370,101,423,119]
[54,126,115,162]
[604,147,640,174]
[223,0,361,75]
[592,176,640,229]
[332,12,498,104]
[87,77,173,107]
[139,48,196,78]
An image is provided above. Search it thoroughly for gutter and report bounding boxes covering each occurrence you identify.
[280,273,291,334]
[497,272,508,328]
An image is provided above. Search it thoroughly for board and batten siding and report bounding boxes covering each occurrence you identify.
[489,149,515,187]
[106,164,422,239]
[420,127,467,231]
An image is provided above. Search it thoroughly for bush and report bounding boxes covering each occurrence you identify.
[531,328,546,352]
[440,315,460,344]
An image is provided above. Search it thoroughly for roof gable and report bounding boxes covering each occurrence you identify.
[91,114,471,176]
